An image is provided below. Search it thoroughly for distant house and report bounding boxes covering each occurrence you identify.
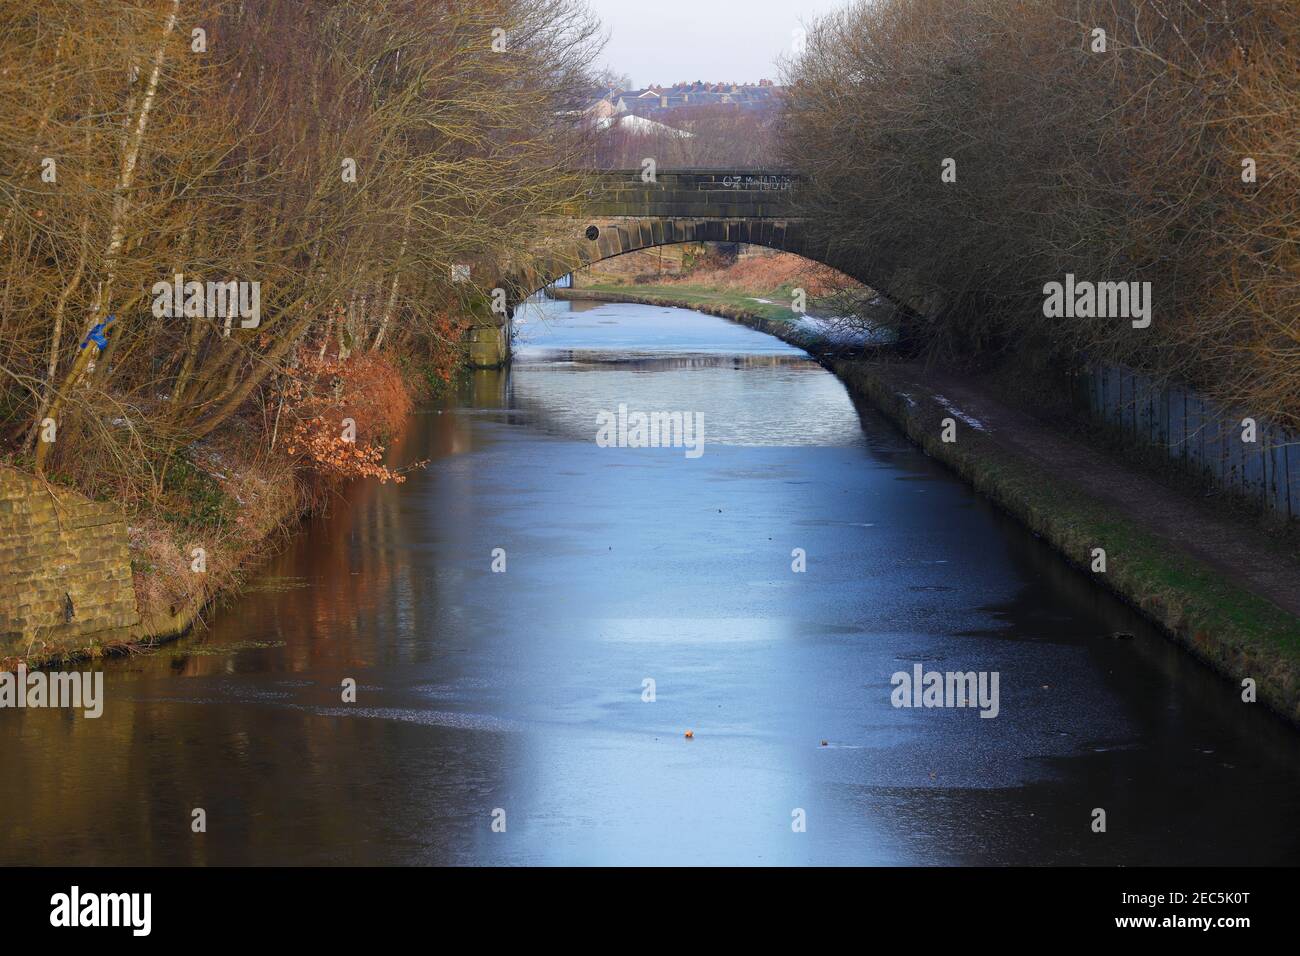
[614,87,664,113]
[590,110,691,137]
[586,99,617,125]
[603,80,783,118]
[611,114,692,138]
[589,80,784,129]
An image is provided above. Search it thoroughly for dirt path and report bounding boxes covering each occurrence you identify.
[881,363,1300,618]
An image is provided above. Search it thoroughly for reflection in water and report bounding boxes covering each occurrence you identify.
[509,353,864,446]
[1,298,1297,865]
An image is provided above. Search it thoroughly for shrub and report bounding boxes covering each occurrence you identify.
[278,350,418,485]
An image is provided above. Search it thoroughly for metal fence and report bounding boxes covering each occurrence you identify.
[1083,363,1298,521]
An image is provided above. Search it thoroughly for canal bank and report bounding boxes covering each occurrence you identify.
[3,451,313,670]
[2,356,438,671]
[551,287,1300,725]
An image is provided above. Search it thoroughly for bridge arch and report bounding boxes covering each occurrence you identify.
[468,169,934,366]
[518,216,815,300]
[499,170,817,306]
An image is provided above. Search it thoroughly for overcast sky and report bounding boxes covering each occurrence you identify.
[585,0,850,88]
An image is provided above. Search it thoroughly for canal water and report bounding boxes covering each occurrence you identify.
[2,297,1297,865]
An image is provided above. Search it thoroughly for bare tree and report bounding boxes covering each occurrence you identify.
[779,0,1298,429]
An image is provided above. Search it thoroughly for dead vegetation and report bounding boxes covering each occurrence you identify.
[661,249,857,297]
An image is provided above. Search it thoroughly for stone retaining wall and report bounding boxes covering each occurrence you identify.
[0,465,139,660]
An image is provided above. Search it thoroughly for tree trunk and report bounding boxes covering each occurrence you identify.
[371,210,412,351]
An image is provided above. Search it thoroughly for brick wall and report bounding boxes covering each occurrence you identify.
[0,465,140,659]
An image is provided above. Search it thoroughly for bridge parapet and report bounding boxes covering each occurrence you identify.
[575,169,802,220]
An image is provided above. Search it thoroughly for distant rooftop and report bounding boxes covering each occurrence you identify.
[591,80,784,116]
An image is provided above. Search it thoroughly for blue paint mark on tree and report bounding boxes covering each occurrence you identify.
[80,314,115,351]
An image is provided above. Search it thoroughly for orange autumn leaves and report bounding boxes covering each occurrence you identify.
[281,350,420,485]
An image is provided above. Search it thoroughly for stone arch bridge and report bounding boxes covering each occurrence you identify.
[468,169,928,367]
